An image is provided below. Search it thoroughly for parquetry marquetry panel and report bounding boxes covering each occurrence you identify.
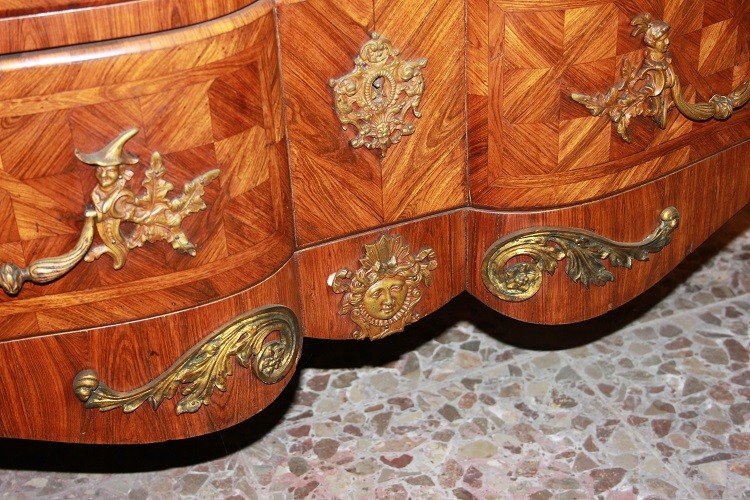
[469,0,750,209]
[375,0,468,223]
[0,2,293,340]
[278,0,467,246]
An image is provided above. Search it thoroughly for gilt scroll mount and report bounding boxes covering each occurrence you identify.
[74,306,301,415]
[0,129,219,295]
[328,234,437,340]
[482,207,680,302]
[329,32,427,157]
[571,13,750,142]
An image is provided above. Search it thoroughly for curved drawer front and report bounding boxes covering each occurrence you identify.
[0,261,302,444]
[468,139,750,324]
[0,1,293,340]
[297,210,466,340]
[0,0,255,55]
[468,0,750,209]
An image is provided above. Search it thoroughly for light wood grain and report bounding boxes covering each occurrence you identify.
[375,0,468,222]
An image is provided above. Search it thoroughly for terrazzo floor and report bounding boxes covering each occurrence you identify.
[1,206,749,499]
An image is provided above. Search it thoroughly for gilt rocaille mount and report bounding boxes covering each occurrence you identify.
[572,13,750,143]
[328,235,437,340]
[0,129,220,296]
[482,208,680,302]
[74,306,300,415]
[329,32,427,157]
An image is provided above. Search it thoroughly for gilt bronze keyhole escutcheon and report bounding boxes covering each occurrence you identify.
[329,33,427,157]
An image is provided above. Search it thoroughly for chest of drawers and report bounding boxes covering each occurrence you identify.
[0,0,747,443]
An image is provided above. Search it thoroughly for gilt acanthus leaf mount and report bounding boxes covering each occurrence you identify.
[74,306,301,415]
[482,207,680,302]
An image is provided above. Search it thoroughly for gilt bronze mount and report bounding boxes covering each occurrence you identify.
[73,306,301,415]
[0,129,220,295]
[328,234,437,340]
[482,207,680,302]
[572,13,750,142]
[329,32,427,157]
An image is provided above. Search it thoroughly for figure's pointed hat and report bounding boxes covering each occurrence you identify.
[74,128,140,167]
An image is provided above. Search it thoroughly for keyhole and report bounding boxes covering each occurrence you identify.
[372,76,386,104]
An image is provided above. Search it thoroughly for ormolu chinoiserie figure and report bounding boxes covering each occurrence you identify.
[75,128,220,270]
[75,128,141,269]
